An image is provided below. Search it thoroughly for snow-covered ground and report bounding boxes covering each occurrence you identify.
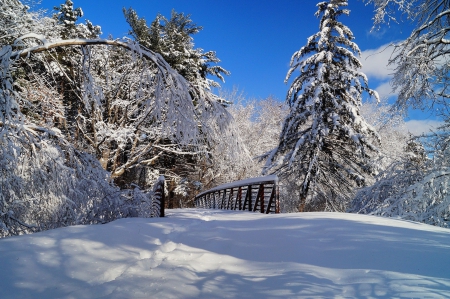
[1,209,450,298]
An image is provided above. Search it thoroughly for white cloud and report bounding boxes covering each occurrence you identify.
[375,81,397,100]
[360,44,397,80]
[404,119,445,136]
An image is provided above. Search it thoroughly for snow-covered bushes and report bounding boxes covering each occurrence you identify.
[0,126,166,237]
[350,136,450,228]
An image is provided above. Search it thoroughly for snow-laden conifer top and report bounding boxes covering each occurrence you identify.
[263,0,380,212]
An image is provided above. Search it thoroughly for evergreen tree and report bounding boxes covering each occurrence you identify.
[263,0,380,212]
[123,8,229,94]
[53,0,101,39]
[53,0,83,38]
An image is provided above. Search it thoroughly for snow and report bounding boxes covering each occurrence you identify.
[1,209,449,298]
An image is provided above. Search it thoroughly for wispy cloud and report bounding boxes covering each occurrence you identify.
[360,44,397,80]
[404,119,444,136]
[375,81,397,100]
[359,43,445,137]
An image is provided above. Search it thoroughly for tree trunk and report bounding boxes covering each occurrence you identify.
[298,195,306,212]
[298,178,311,212]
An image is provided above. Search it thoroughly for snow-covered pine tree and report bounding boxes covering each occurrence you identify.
[263,0,380,212]
[123,8,230,100]
[53,0,101,39]
[53,0,83,38]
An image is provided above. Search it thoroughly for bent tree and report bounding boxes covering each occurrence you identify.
[263,0,380,212]
[0,0,232,236]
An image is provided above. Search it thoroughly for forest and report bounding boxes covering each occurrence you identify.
[1,0,450,238]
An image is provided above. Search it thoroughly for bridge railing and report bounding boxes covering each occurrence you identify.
[151,176,165,217]
[194,175,280,214]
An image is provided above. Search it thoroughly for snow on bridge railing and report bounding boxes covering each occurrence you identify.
[194,175,280,214]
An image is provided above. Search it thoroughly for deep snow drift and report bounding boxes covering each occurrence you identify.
[1,209,449,298]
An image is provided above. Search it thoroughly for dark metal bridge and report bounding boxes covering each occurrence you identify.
[194,175,280,214]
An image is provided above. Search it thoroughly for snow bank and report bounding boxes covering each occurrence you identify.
[0,209,449,298]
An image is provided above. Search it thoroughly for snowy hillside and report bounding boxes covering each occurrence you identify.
[1,209,450,298]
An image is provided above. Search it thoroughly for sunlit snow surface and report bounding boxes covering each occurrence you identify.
[1,209,450,298]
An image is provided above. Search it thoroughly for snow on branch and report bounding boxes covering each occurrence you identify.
[10,37,182,85]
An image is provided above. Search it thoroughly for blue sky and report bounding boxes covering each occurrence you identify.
[36,0,439,133]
